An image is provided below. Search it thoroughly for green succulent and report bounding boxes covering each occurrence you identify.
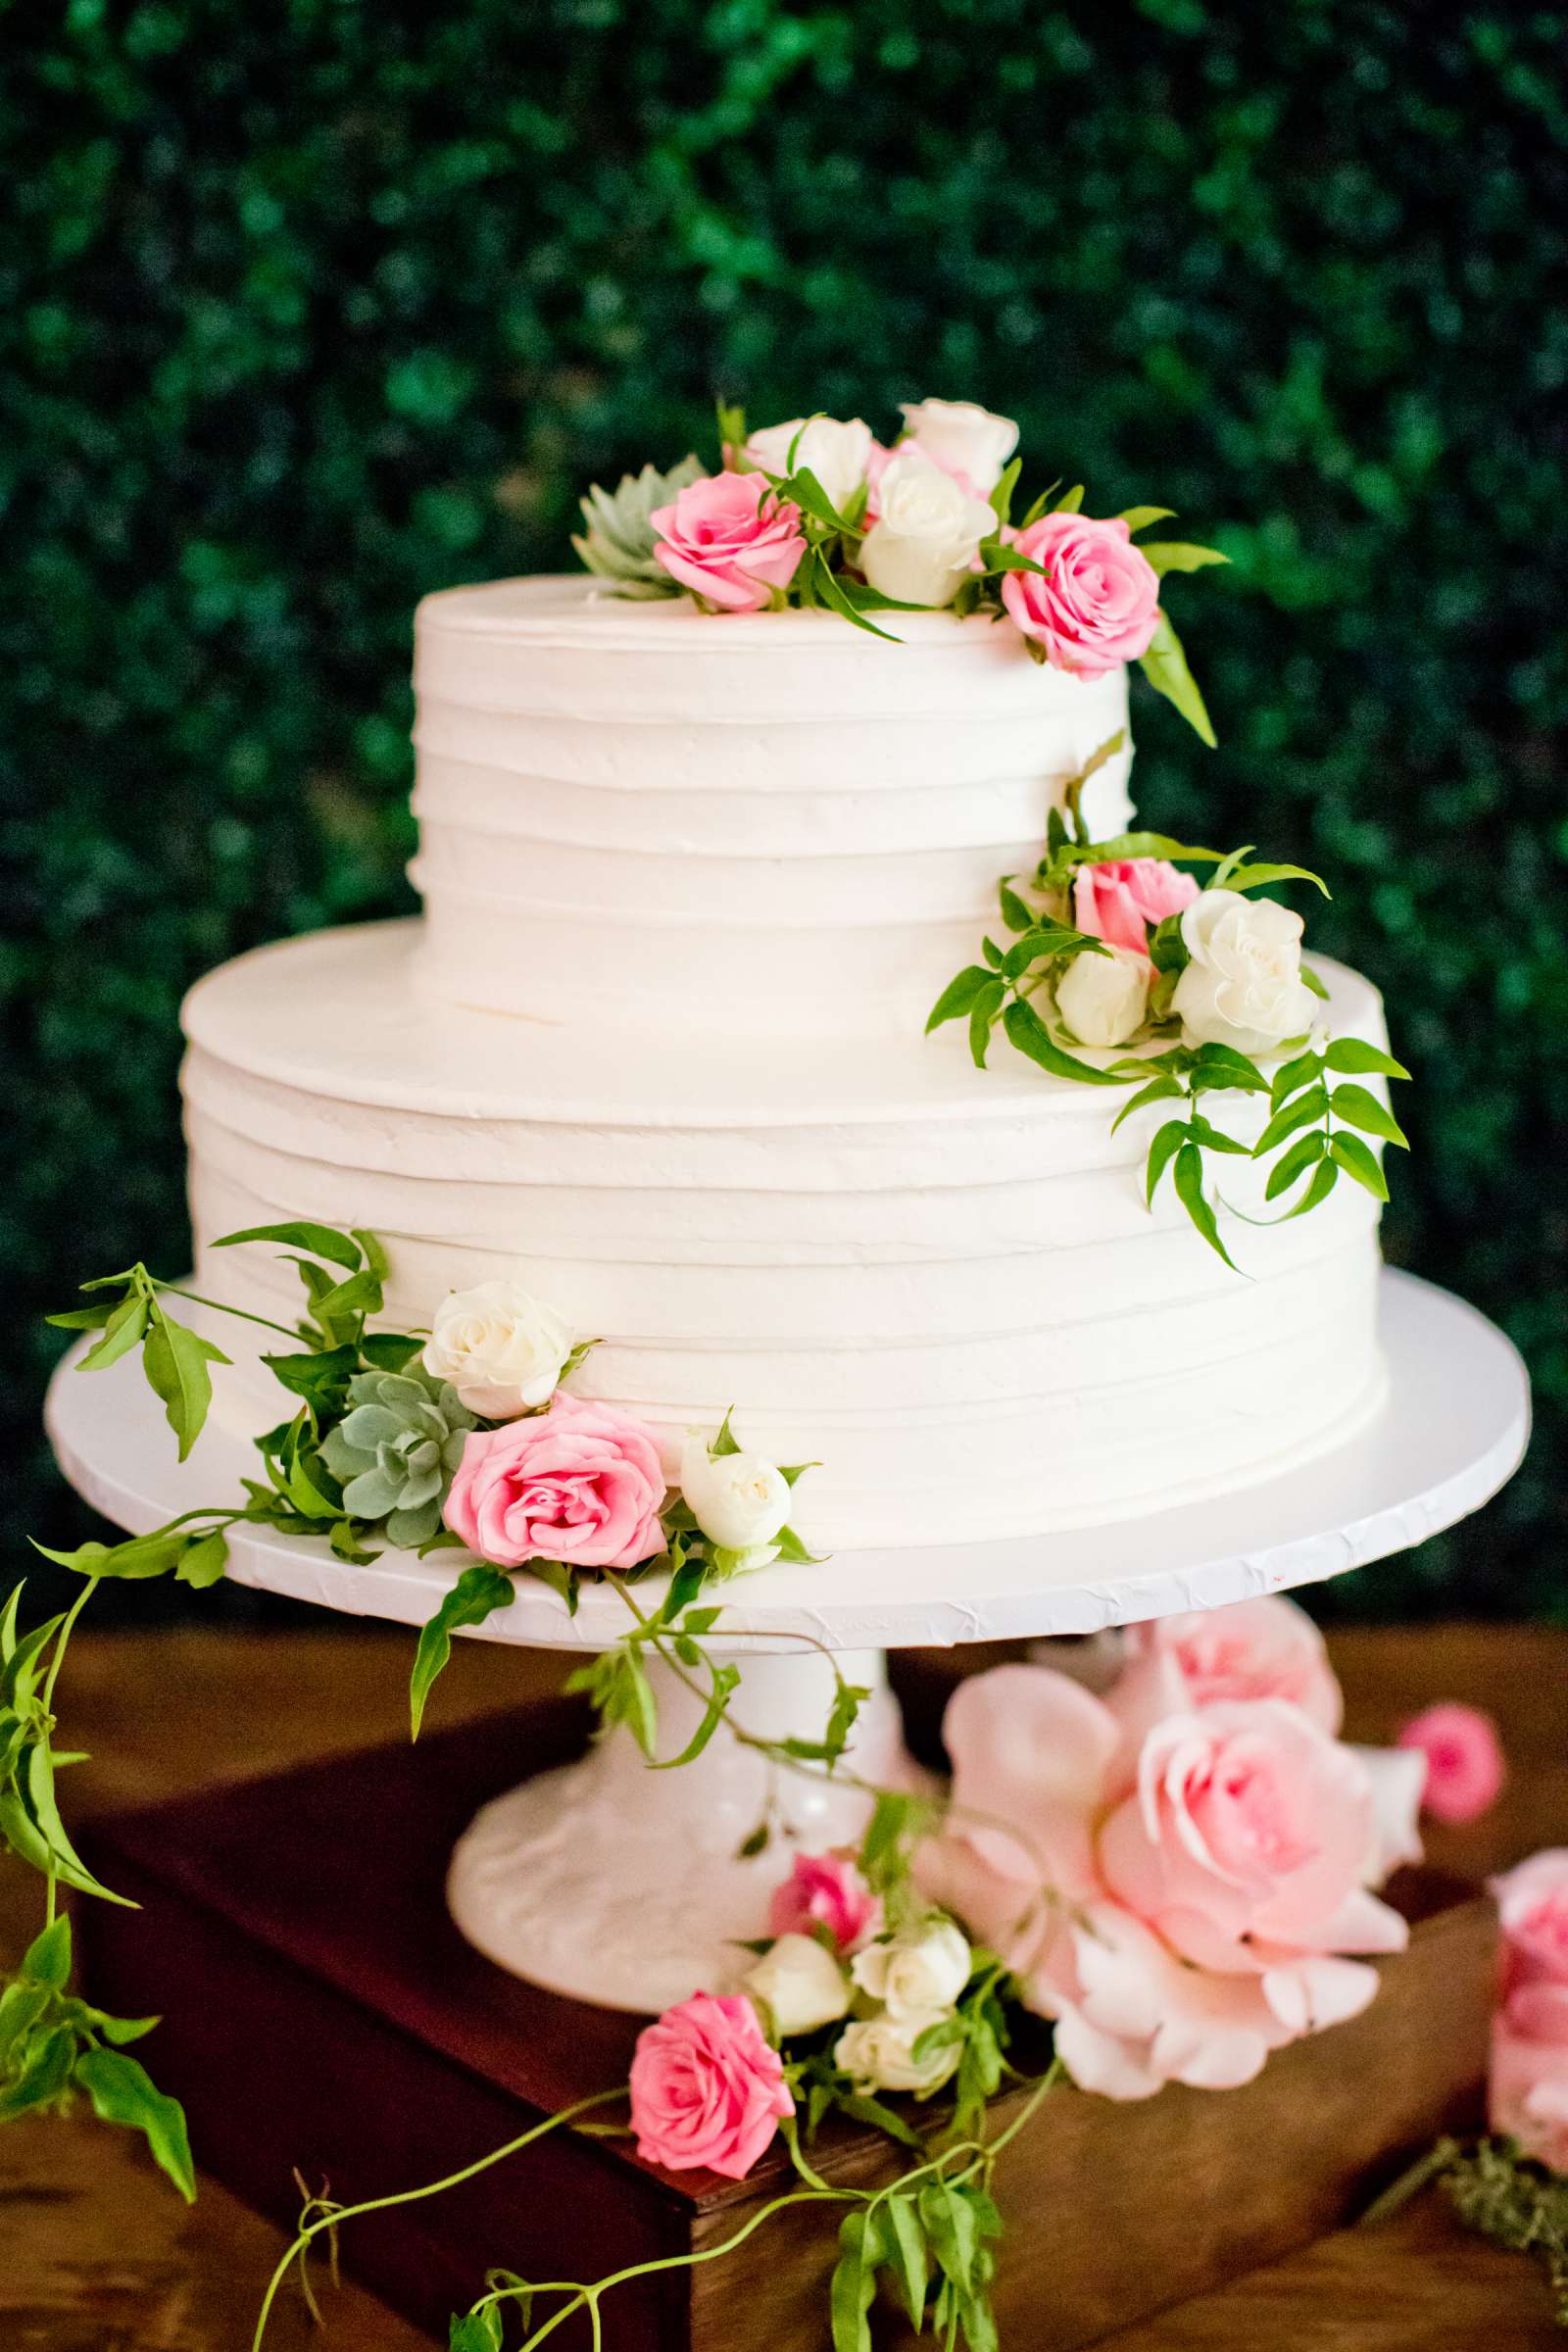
[318,1368,476,1548]
[571,454,706,596]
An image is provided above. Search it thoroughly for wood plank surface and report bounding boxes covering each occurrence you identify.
[0,1622,1562,2349]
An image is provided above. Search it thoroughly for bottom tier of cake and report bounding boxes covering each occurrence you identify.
[179,920,1391,1553]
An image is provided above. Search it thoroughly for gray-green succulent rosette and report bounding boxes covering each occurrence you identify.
[318,1367,476,1547]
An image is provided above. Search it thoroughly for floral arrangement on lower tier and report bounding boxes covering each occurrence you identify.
[573,394,1227,743]
[929,736,1412,1267]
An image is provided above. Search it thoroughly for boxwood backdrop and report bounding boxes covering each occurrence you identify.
[4,2,1565,1620]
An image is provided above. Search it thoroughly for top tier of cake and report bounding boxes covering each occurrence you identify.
[410,576,1133,1037]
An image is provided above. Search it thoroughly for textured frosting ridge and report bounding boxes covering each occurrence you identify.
[181,917,1390,1554]
[409,576,1134,1035]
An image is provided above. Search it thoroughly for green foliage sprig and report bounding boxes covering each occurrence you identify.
[930,751,1411,1267]
[1363,2135,1568,2329]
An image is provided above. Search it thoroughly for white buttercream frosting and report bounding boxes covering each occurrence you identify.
[408,575,1134,1034]
[180,922,1389,1553]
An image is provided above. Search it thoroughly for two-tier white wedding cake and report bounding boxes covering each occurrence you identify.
[179,537,1390,1557]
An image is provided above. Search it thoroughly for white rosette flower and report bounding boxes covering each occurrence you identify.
[850,1919,971,2019]
[1054,946,1152,1049]
[422,1279,573,1419]
[898,398,1019,493]
[859,451,996,609]
[680,1434,791,1568]
[743,1934,853,2037]
[834,2011,960,2096]
[1170,891,1320,1056]
[743,416,873,513]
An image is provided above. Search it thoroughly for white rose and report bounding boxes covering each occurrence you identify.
[898,397,1019,494]
[1170,891,1319,1056]
[421,1280,572,1418]
[834,2011,960,2096]
[679,1436,791,1553]
[859,451,996,609]
[743,1934,852,2037]
[1054,946,1152,1049]
[850,1919,971,2019]
[744,416,873,513]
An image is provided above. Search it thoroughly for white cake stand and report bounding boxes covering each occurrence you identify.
[47,1267,1529,2010]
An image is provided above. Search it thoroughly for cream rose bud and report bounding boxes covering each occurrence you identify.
[1171,890,1320,1057]
[679,1437,791,1553]
[743,416,873,513]
[898,397,1020,494]
[1054,946,1151,1049]
[834,2011,960,2096]
[742,1934,852,2037]
[851,1918,971,2019]
[422,1280,573,1418]
[859,452,997,609]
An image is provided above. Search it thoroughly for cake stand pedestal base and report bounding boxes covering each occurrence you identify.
[75,1685,1496,2352]
[448,1648,917,2011]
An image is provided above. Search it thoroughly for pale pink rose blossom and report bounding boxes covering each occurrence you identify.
[442,1396,666,1571]
[628,1991,793,2179]
[1489,1854,1568,2170]
[766,1850,880,1952]
[1001,512,1161,676]
[1115,1597,1344,1740]
[1071,858,1200,959]
[651,471,806,612]
[924,1662,1405,2101]
[1397,1702,1506,1825]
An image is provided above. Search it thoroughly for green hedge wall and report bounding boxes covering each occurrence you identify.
[5,2,1565,1620]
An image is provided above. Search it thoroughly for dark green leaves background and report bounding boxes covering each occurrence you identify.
[4,3,1564,1616]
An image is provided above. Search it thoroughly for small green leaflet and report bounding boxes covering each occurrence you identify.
[409,1565,515,1739]
[1137,541,1230,574]
[1137,609,1216,748]
[1173,1142,1239,1270]
[1002,996,1128,1086]
[74,2047,196,2202]
[449,2311,505,2352]
[1329,1083,1409,1148]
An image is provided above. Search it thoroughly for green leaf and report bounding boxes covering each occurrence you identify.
[1329,1132,1390,1200]
[450,2313,504,2352]
[0,2023,75,2119]
[1270,1046,1325,1106]
[0,1982,51,2062]
[45,1304,115,1333]
[1111,1074,1187,1133]
[1137,610,1216,748]
[736,1821,770,1859]
[988,456,1021,526]
[74,2046,196,2202]
[1119,505,1177,533]
[1300,961,1330,1001]
[884,2196,930,2327]
[829,2209,884,2352]
[22,1914,73,1990]
[77,1293,150,1372]
[1264,1131,1328,1200]
[1252,1085,1328,1156]
[213,1221,363,1270]
[834,2090,924,2149]
[1002,995,1127,1086]
[142,1310,227,1461]
[651,1663,740,1769]
[261,1345,360,1406]
[1217,860,1330,899]
[810,551,902,640]
[1324,1038,1411,1081]
[1054,482,1085,513]
[310,1265,385,1322]
[710,1406,741,1457]
[1173,1142,1239,1270]
[1146,1118,1189,1205]
[926,967,998,1034]
[175,1529,229,1591]
[361,1330,426,1373]
[1137,541,1231,574]
[409,1565,515,1739]
[1185,1115,1250,1155]
[1330,1083,1409,1149]
[22,1738,134,1905]
[1055,829,1223,869]
[1281,1157,1340,1219]
[968,978,1006,1069]
[998,877,1033,933]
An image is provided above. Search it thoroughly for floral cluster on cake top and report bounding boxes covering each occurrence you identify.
[573,397,1227,742]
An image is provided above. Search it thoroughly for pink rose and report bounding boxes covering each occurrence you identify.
[1115,1597,1344,1740]
[628,1991,793,2180]
[442,1395,666,1571]
[766,1850,880,1953]
[1071,858,1200,959]
[1397,1702,1506,1825]
[1494,1851,1568,2005]
[651,471,806,612]
[1490,2015,1568,2172]
[924,1663,1406,2100]
[1001,512,1160,677]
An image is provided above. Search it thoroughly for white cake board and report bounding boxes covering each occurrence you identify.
[45,1268,1530,2008]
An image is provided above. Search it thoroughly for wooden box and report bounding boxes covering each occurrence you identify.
[76,1689,1495,2350]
